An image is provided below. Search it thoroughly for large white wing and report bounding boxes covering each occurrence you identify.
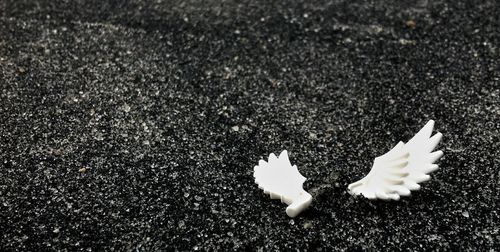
[348,120,444,200]
[254,150,312,217]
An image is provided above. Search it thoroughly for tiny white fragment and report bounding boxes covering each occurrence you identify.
[348,120,444,200]
[254,150,312,217]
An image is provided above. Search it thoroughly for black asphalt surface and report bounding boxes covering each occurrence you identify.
[1,0,499,250]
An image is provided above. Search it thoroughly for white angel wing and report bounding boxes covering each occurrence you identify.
[348,120,444,200]
[254,150,312,217]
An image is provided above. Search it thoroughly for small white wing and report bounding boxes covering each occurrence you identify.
[254,150,312,217]
[348,120,444,200]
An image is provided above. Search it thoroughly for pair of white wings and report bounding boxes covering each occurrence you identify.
[254,120,443,217]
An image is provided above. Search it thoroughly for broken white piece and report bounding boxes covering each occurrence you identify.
[348,120,444,200]
[254,150,312,217]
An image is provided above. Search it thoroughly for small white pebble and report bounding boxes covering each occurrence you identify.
[309,132,317,139]
[122,103,131,113]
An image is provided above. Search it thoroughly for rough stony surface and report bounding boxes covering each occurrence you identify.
[1,0,499,250]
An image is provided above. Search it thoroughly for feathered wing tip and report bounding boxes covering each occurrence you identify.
[254,150,312,217]
[348,120,444,200]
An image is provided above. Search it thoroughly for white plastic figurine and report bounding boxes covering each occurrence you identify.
[348,120,443,200]
[254,150,312,217]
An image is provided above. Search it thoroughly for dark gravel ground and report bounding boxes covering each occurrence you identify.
[1,0,499,250]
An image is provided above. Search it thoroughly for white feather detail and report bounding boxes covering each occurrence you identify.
[348,120,444,200]
[254,150,312,217]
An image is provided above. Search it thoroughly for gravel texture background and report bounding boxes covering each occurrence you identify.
[1,0,499,250]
